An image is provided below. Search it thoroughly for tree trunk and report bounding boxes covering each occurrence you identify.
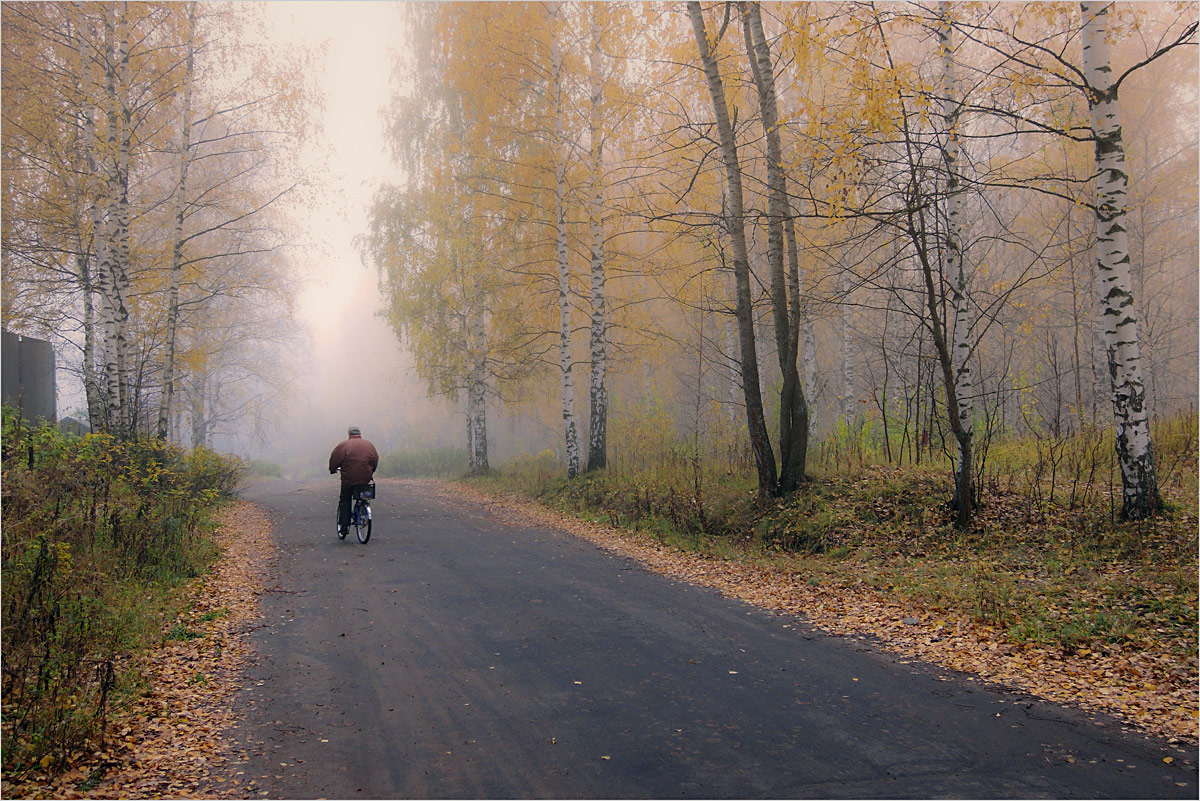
[912,217,972,527]
[465,407,475,472]
[1080,1,1160,519]
[550,14,579,479]
[586,8,608,472]
[74,12,104,434]
[940,1,975,510]
[190,370,208,450]
[743,1,807,492]
[802,300,817,436]
[688,0,777,501]
[468,298,489,472]
[157,1,196,440]
[79,257,104,433]
[96,5,133,440]
[469,366,489,473]
[840,269,855,422]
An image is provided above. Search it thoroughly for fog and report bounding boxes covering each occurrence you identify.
[213,2,463,475]
[226,267,460,477]
[39,1,1196,479]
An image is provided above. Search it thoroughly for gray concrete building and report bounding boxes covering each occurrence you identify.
[2,330,57,423]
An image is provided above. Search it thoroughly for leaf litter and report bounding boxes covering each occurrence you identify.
[7,480,1194,798]
[2,502,275,799]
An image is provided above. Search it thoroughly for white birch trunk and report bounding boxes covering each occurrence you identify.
[469,303,489,472]
[840,270,855,422]
[78,257,103,432]
[551,15,579,479]
[157,2,196,440]
[97,6,127,437]
[472,382,488,471]
[1081,1,1160,518]
[586,8,608,472]
[112,6,134,436]
[803,306,817,436]
[716,184,742,427]
[1091,263,1108,426]
[189,370,208,449]
[469,370,488,472]
[75,10,104,433]
[940,1,974,501]
[465,407,475,472]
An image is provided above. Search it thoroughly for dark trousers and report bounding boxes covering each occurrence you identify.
[337,483,355,531]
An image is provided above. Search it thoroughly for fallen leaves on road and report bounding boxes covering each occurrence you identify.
[443,480,1198,747]
[1,502,275,800]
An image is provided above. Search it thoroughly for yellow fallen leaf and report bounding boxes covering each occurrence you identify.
[1163,757,1174,764]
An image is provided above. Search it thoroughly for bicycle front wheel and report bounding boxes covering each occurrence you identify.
[355,500,372,544]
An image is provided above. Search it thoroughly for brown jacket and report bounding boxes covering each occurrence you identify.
[328,434,379,486]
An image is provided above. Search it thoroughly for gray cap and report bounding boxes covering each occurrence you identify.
[348,425,361,436]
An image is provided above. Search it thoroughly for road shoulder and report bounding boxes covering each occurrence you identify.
[3,501,276,800]
[441,478,1199,750]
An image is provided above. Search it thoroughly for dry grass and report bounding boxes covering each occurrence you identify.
[1,502,275,800]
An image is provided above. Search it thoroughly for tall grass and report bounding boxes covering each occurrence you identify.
[1,407,241,775]
[377,446,468,478]
[472,404,1196,650]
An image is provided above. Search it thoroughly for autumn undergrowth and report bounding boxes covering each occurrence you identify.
[0,407,241,778]
[244,458,283,478]
[378,446,468,478]
[468,410,1198,666]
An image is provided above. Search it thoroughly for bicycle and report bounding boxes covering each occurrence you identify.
[346,480,373,544]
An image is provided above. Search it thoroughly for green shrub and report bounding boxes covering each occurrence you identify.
[1,406,239,776]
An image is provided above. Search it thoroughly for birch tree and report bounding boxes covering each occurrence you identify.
[742,1,810,491]
[586,5,609,473]
[687,1,777,500]
[1080,0,1161,519]
[549,6,581,480]
[2,2,308,441]
[939,0,975,511]
[93,3,135,438]
[156,1,196,440]
[949,2,1194,516]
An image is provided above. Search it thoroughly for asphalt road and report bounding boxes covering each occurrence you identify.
[226,477,1197,799]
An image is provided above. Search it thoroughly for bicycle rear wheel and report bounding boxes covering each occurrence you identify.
[355,499,371,544]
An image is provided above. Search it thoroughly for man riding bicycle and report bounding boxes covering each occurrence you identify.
[329,425,379,537]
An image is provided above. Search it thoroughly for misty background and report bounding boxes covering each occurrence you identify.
[28,2,1198,483]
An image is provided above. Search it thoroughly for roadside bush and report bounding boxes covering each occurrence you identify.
[1,406,240,775]
[493,449,563,494]
[244,458,284,478]
[471,407,1196,656]
[377,447,468,478]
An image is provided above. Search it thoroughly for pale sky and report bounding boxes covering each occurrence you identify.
[57,3,410,431]
[249,1,456,466]
[267,1,404,325]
